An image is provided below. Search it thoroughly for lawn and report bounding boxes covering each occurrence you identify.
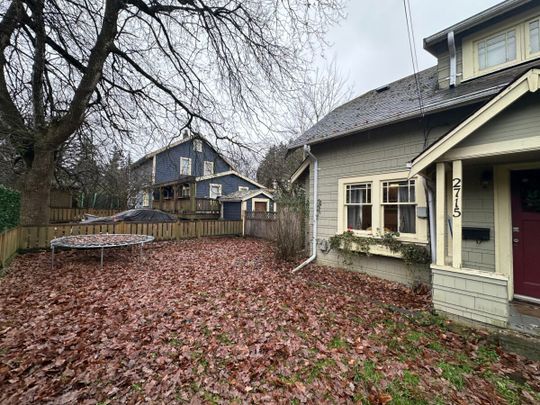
[0,238,539,404]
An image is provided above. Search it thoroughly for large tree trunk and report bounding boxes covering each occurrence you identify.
[20,149,55,226]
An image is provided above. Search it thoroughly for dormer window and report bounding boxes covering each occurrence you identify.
[462,13,540,81]
[477,29,516,71]
[530,19,540,54]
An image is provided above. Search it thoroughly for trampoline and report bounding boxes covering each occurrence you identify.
[50,234,154,269]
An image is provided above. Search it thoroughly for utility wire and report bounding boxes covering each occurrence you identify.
[402,0,429,148]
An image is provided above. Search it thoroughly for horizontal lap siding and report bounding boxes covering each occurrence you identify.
[462,165,496,272]
[458,92,540,147]
[305,118,456,285]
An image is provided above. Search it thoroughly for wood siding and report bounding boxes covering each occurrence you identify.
[454,92,540,148]
[436,42,464,90]
[305,119,455,286]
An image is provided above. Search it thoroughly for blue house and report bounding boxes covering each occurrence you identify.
[131,132,266,218]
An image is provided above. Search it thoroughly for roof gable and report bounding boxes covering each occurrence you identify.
[409,68,540,176]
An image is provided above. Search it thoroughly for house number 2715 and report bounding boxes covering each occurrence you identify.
[452,178,462,218]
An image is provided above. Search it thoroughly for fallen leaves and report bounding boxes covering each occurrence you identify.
[0,238,538,404]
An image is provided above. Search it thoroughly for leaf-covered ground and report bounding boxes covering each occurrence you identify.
[0,238,539,404]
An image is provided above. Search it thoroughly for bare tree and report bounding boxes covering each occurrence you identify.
[0,0,344,225]
[257,61,353,188]
[278,59,353,140]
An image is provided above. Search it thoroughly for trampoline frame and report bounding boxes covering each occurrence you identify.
[50,234,155,269]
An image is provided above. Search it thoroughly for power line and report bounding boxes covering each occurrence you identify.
[402,0,429,148]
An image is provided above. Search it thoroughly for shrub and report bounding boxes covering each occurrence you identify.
[275,187,306,260]
[0,185,20,232]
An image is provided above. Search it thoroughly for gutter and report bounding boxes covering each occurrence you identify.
[292,145,318,273]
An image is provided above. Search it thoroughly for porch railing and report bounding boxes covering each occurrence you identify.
[152,197,220,214]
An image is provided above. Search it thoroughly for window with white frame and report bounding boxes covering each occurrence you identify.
[477,29,516,71]
[209,183,222,199]
[238,186,249,192]
[142,192,150,207]
[530,19,540,54]
[180,157,192,175]
[203,161,214,176]
[382,180,416,234]
[193,139,203,152]
[345,183,372,231]
[181,185,190,197]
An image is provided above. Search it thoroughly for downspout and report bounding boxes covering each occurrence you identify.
[426,181,437,264]
[292,145,318,273]
[408,167,437,264]
[448,31,457,88]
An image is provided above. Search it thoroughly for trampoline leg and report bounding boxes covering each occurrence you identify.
[51,246,55,270]
[100,247,104,268]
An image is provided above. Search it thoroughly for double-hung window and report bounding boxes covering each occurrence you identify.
[382,180,416,234]
[209,183,222,199]
[203,161,214,176]
[477,29,516,71]
[180,157,192,175]
[530,19,540,54]
[345,183,372,231]
[181,185,190,197]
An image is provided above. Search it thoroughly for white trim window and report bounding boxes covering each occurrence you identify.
[203,161,214,176]
[238,186,249,192]
[345,183,372,231]
[142,192,150,207]
[180,157,192,175]
[193,139,203,152]
[382,179,416,234]
[530,19,540,54]
[477,29,516,71]
[209,183,222,199]
[181,185,190,197]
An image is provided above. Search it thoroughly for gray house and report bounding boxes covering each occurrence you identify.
[291,0,540,331]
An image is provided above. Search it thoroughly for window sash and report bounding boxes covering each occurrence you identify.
[530,19,540,54]
[238,186,249,191]
[180,157,192,175]
[203,161,214,176]
[477,29,516,70]
[209,184,222,198]
[345,183,371,205]
[382,180,415,204]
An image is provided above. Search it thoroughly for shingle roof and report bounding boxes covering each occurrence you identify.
[288,60,540,149]
[219,189,273,202]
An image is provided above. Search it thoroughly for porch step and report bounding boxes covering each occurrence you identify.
[508,300,540,337]
[497,329,540,361]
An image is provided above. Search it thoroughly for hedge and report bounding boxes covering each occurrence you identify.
[0,185,20,232]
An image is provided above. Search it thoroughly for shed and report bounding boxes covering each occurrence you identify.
[219,189,275,220]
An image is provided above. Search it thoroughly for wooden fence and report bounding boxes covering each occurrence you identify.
[0,227,19,268]
[244,211,277,240]
[0,220,242,267]
[49,208,123,223]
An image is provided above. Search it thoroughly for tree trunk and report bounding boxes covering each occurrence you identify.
[20,149,55,226]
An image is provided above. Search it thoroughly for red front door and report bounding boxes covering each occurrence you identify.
[512,169,540,299]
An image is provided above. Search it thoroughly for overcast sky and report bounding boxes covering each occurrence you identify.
[324,0,502,97]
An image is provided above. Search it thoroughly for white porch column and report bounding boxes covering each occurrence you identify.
[452,160,463,268]
[436,163,446,266]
